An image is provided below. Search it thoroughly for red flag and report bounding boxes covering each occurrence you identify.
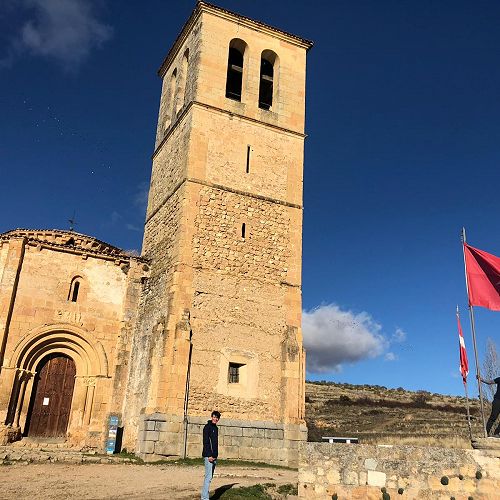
[464,243,500,311]
[456,308,469,384]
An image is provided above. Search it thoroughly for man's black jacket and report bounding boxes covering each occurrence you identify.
[202,420,218,458]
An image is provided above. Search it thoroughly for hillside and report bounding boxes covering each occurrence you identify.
[305,381,488,448]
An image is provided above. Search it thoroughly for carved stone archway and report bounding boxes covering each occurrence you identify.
[3,324,108,440]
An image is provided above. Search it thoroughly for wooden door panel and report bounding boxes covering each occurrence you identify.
[28,355,76,437]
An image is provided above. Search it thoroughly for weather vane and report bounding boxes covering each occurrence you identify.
[68,211,77,232]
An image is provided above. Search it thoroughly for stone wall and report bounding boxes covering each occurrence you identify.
[188,106,305,207]
[192,186,291,282]
[299,442,500,499]
[137,413,307,467]
[195,8,308,134]
[121,183,184,449]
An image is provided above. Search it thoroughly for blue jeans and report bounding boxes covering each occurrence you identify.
[201,457,216,500]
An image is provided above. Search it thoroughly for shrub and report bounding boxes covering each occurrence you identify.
[277,484,298,496]
[441,476,449,486]
[219,484,272,499]
[413,394,429,407]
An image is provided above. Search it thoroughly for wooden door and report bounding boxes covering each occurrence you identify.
[27,354,76,437]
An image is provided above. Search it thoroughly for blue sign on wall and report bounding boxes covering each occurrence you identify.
[106,415,120,454]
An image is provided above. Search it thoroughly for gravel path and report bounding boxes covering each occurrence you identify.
[0,462,297,499]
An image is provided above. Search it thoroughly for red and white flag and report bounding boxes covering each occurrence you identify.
[456,307,469,384]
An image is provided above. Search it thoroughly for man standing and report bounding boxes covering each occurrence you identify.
[480,376,500,436]
[201,410,220,500]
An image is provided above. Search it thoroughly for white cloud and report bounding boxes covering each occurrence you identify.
[134,181,150,212]
[385,352,397,361]
[303,304,388,373]
[110,211,122,224]
[392,328,407,343]
[3,0,112,71]
[126,223,142,232]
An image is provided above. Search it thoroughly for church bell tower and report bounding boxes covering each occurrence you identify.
[125,1,312,467]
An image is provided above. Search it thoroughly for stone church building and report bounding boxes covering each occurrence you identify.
[0,2,312,466]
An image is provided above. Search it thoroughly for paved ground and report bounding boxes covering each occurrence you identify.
[0,462,297,499]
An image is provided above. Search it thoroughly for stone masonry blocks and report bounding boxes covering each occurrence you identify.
[137,413,304,466]
[299,442,500,499]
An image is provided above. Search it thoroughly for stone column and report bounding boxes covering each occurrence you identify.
[19,373,35,431]
[14,371,31,427]
[0,367,16,424]
[83,376,96,425]
[0,237,26,377]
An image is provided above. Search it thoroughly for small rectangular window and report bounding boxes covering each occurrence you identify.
[241,223,246,239]
[228,362,244,383]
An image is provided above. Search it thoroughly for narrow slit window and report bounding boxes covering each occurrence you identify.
[241,223,246,239]
[225,40,246,101]
[228,363,243,384]
[68,280,80,302]
[246,145,251,173]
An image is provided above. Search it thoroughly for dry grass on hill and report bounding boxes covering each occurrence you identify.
[305,381,487,448]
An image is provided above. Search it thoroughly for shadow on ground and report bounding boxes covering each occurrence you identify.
[211,483,238,499]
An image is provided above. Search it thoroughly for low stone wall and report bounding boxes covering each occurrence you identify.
[299,442,500,499]
[137,413,306,467]
[0,446,138,465]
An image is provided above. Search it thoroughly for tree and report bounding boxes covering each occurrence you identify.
[482,338,499,401]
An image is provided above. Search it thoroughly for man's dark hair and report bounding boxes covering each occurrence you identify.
[211,410,221,419]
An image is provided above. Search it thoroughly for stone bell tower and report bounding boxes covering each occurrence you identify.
[124,1,312,466]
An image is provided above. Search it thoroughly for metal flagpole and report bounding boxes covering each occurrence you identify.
[461,227,488,438]
[458,305,474,442]
[468,307,488,437]
[463,376,474,442]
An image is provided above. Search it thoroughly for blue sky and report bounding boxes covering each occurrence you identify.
[1,0,500,396]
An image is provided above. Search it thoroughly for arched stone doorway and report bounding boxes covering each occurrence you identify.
[2,324,108,443]
[25,354,76,438]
